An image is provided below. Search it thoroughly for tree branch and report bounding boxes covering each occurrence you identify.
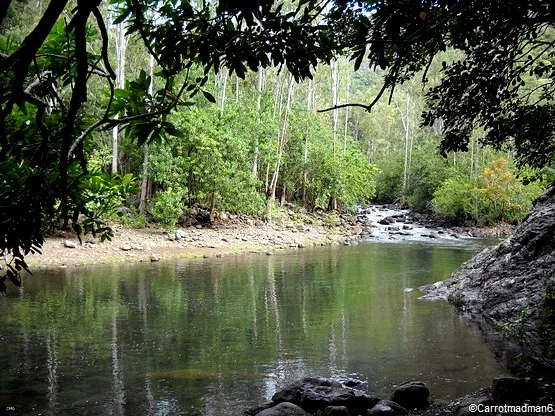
[318,102,370,113]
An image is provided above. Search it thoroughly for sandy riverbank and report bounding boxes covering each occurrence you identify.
[26,213,369,269]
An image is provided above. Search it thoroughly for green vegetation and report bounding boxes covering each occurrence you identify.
[1,0,554,289]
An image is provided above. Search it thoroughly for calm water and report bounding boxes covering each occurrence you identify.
[0,240,506,415]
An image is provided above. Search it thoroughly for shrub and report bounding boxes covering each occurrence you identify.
[151,187,184,229]
[432,176,475,222]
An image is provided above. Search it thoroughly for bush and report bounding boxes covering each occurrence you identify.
[151,187,184,229]
[432,176,476,222]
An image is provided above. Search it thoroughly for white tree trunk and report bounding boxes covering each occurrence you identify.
[111,21,128,174]
[253,66,263,176]
[270,73,294,200]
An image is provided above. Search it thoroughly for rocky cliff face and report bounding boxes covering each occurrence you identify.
[424,185,555,370]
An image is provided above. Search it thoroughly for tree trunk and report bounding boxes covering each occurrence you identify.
[331,59,339,160]
[269,73,294,200]
[111,20,127,174]
[252,66,263,177]
[343,75,350,155]
[139,52,154,214]
[302,79,314,209]
[219,70,228,114]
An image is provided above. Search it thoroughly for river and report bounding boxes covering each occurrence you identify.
[0,237,506,415]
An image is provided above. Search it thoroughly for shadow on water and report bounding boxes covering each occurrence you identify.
[0,239,506,415]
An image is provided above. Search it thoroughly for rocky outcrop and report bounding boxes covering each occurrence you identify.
[421,185,555,370]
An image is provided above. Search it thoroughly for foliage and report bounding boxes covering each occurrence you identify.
[74,171,140,236]
[431,158,545,225]
[1,0,554,291]
[474,158,544,224]
[150,187,185,230]
[432,176,476,222]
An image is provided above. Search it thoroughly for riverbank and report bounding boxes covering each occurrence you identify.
[26,211,370,269]
[24,206,515,269]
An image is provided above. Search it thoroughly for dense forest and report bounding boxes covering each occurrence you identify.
[1,0,554,289]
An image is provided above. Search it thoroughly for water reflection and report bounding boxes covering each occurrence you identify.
[0,242,506,415]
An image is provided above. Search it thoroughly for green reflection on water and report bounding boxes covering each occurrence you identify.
[0,241,505,415]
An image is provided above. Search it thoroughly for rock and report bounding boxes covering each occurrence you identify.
[120,245,132,251]
[324,406,350,415]
[150,254,161,262]
[265,252,275,256]
[195,224,203,229]
[255,402,310,416]
[390,380,429,410]
[492,376,535,405]
[430,185,555,369]
[375,400,408,415]
[175,229,187,240]
[428,233,438,239]
[342,241,351,246]
[131,243,143,250]
[366,404,395,415]
[454,396,492,416]
[64,240,77,248]
[378,216,395,225]
[300,386,355,413]
[386,226,400,231]
[297,242,306,248]
[271,377,374,415]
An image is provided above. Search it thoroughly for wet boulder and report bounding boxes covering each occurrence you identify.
[255,402,310,416]
[324,405,351,415]
[390,380,429,410]
[271,377,377,415]
[299,385,355,413]
[492,376,536,405]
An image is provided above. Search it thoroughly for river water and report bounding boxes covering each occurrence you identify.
[0,237,506,415]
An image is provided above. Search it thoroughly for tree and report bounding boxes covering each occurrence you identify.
[1,0,553,290]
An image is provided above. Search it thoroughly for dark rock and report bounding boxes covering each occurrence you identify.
[324,405,350,415]
[378,216,395,225]
[454,396,492,416]
[427,185,555,370]
[387,226,400,231]
[390,380,429,410]
[244,402,274,416]
[299,386,355,413]
[349,390,380,416]
[255,402,310,416]
[271,377,374,415]
[492,376,535,405]
[272,378,341,405]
